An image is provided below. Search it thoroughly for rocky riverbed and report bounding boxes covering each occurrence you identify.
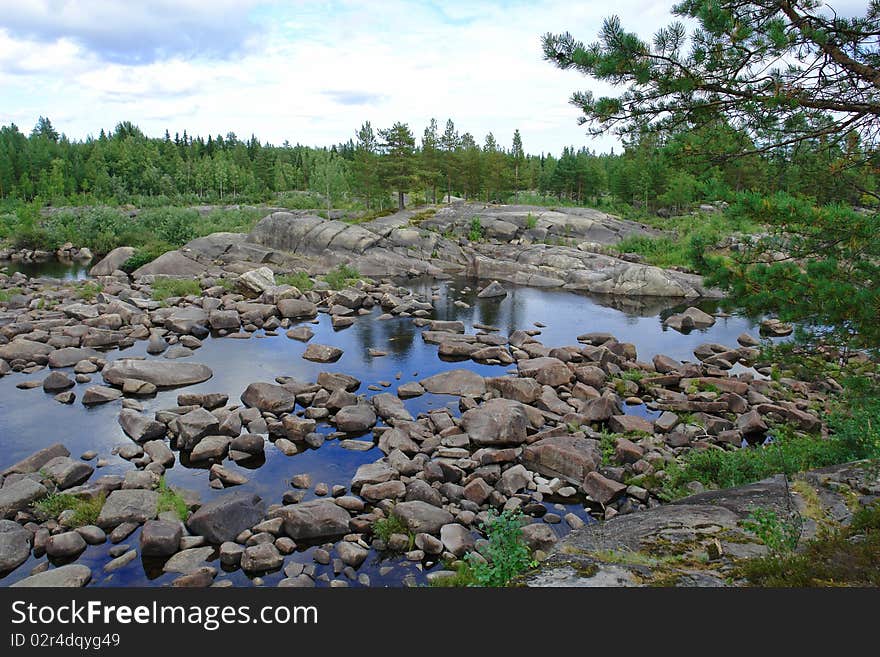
[0,205,826,589]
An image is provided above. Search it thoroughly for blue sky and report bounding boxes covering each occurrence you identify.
[0,1,866,154]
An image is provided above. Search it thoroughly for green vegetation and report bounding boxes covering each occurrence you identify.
[276,271,314,291]
[525,213,537,229]
[150,278,201,301]
[736,502,880,586]
[467,216,484,242]
[0,287,22,302]
[660,378,880,500]
[371,513,413,549]
[33,493,105,527]
[465,509,535,587]
[321,264,362,290]
[75,282,102,301]
[741,507,802,556]
[157,478,188,522]
[543,2,880,352]
[599,432,617,466]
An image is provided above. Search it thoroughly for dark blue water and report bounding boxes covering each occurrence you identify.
[1,258,92,281]
[0,272,779,587]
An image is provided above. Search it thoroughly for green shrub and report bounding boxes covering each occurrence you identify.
[372,513,412,549]
[741,507,802,556]
[465,509,535,587]
[525,213,538,229]
[122,241,175,272]
[276,271,314,291]
[736,502,880,586]
[322,264,362,290]
[151,278,201,301]
[467,216,484,242]
[75,282,102,301]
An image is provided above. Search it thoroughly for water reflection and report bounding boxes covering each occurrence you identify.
[1,258,93,281]
[0,273,779,587]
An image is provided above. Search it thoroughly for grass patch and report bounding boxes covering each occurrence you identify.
[736,502,880,586]
[321,264,362,290]
[75,282,102,301]
[157,477,188,522]
[33,493,105,527]
[276,271,314,291]
[0,287,22,302]
[613,210,758,272]
[151,278,201,301]
[408,208,437,226]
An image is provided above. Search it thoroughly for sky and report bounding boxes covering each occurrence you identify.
[0,1,868,155]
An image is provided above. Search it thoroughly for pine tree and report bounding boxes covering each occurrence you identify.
[511,130,524,203]
[440,119,460,202]
[378,122,417,210]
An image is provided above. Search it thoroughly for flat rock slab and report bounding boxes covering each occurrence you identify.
[97,489,159,528]
[11,564,92,587]
[162,546,215,574]
[419,369,486,396]
[523,475,790,588]
[102,360,213,388]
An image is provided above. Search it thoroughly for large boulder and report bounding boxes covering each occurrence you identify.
[186,491,265,544]
[11,564,92,588]
[0,339,54,365]
[2,443,69,476]
[102,360,213,388]
[175,408,220,451]
[419,369,486,396]
[302,344,343,363]
[392,501,454,535]
[132,250,206,278]
[522,435,601,487]
[371,393,414,422]
[240,382,297,414]
[280,499,351,541]
[517,357,573,387]
[90,246,136,276]
[477,280,507,298]
[41,456,93,490]
[0,478,48,517]
[486,377,543,404]
[97,489,159,528]
[118,409,166,442]
[460,398,529,446]
[277,298,317,319]
[334,404,377,433]
[0,519,32,572]
[47,347,102,369]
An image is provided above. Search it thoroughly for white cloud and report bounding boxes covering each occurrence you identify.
[0,0,689,152]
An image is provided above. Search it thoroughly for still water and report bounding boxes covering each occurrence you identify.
[0,268,773,587]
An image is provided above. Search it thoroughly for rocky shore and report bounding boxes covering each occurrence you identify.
[0,205,844,588]
[125,203,719,298]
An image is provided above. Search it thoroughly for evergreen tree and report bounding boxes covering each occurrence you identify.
[511,129,524,203]
[378,122,417,210]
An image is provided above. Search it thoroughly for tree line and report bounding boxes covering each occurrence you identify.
[1,113,873,215]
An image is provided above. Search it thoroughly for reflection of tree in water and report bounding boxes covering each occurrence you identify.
[380,318,415,357]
